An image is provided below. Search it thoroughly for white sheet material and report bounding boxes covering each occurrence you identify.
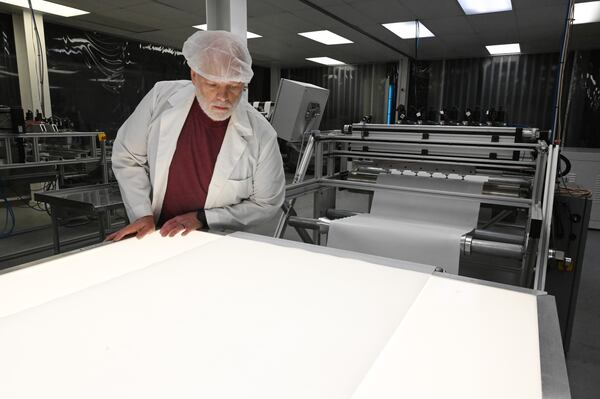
[0,231,221,318]
[0,234,431,399]
[352,276,542,399]
[327,174,485,273]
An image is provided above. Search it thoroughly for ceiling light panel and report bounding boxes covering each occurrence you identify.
[486,43,521,55]
[573,1,600,25]
[298,30,353,45]
[306,57,346,66]
[382,21,434,39]
[457,0,512,15]
[0,0,88,17]
[193,24,262,39]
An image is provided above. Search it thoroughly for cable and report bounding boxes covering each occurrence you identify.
[0,180,16,238]
[557,152,571,178]
[551,0,575,145]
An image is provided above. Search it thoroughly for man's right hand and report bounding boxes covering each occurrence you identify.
[105,215,155,242]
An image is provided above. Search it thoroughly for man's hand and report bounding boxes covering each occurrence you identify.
[160,211,203,237]
[105,215,155,242]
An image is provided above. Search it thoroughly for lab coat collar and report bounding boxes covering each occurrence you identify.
[205,99,253,209]
[229,99,254,137]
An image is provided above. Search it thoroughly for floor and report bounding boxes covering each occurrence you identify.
[0,188,598,398]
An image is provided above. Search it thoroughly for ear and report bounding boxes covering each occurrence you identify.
[190,69,197,83]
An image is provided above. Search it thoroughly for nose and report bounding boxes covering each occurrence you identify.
[216,85,228,101]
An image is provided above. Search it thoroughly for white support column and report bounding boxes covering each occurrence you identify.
[206,0,247,42]
[270,64,280,101]
[396,55,409,110]
[13,10,51,117]
[206,0,248,99]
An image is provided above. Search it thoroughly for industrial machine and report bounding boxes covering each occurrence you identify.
[0,131,111,251]
[275,121,562,291]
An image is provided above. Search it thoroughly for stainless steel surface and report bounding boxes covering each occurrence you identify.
[461,235,473,256]
[0,132,101,138]
[35,184,123,211]
[321,135,540,149]
[287,216,330,233]
[537,295,572,398]
[472,229,524,244]
[468,238,524,259]
[345,123,539,137]
[34,184,124,254]
[274,134,316,238]
[535,145,560,291]
[328,150,537,168]
[0,158,101,170]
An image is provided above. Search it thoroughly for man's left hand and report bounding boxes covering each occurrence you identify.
[160,211,203,237]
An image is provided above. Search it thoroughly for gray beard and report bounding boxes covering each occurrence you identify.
[195,93,239,121]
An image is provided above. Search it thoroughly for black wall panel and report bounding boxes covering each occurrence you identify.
[45,22,189,137]
[282,63,397,130]
[45,23,271,138]
[0,13,21,108]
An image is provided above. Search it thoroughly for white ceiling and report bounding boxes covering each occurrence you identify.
[1,0,599,67]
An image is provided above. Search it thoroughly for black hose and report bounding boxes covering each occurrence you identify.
[557,152,571,178]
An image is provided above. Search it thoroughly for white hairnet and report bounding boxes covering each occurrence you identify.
[182,30,253,84]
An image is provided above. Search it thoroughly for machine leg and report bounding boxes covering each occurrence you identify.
[51,211,60,254]
[98,211,106,242]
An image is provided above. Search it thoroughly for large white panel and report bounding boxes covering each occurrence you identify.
[0,235,430,399]
[0,231,222,318]
[352,275,542,399]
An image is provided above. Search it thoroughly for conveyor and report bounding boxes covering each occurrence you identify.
[275,123,562,291]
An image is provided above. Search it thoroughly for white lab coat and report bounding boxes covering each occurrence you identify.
[112,80,285,230]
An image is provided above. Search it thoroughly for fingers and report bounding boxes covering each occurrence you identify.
[112,225,138,242]
[168,224,185,237]
[104,231,118,241]
[136,223,154,239]
[160,217,190,237]
[106,219,155,242]
[159,219,177,236]
[105,226,132,242]
[181,226,195,236]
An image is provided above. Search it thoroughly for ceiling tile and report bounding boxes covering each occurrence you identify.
[466,11,518,34]
[422,16,475,36]
[399,0,465,18]
[247,0,285,17]
[347,0,416,23]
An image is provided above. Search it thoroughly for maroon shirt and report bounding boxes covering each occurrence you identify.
[158,100,228,225]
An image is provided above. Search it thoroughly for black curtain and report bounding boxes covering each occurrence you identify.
[44,22,189,138]
[415,53,559,129]
[564,50,600,147]
[0,13,21,108]
[282,63,398,130]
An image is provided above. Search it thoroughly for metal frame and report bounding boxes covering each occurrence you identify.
[0,131,107,182]
[34,183,124,254]
[275,124,557,291]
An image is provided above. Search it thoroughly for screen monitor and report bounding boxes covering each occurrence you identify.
[270,79,329,142]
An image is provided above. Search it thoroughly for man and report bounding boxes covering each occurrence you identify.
[107,31,285,241]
